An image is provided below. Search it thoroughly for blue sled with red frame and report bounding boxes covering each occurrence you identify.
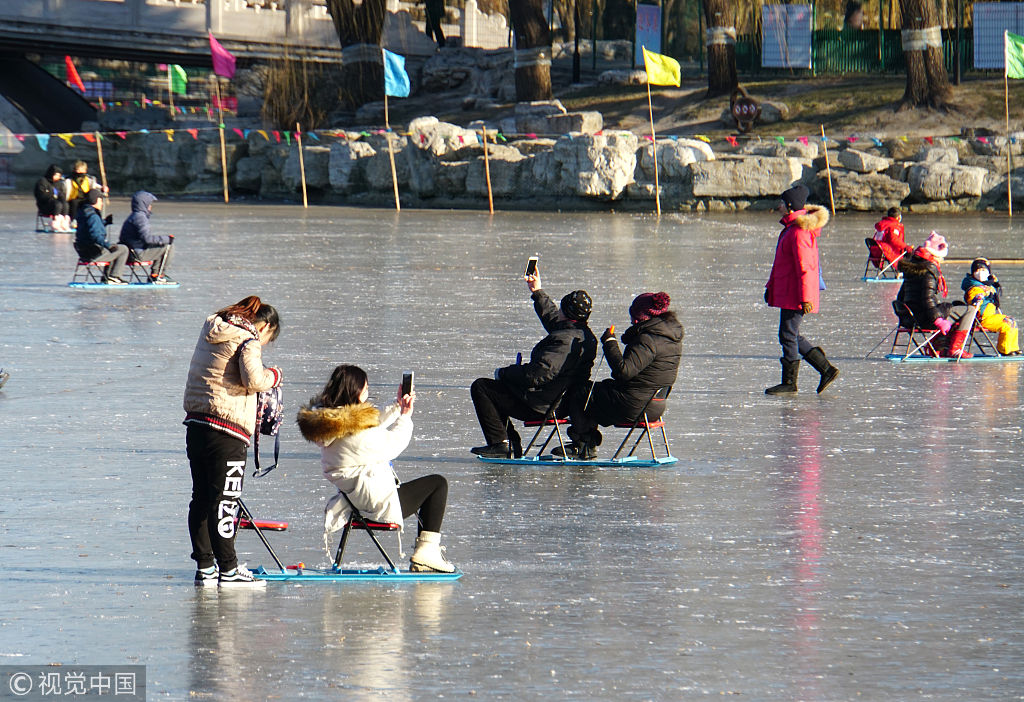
[886,353,1024,364]
[477,455,677,468]
[253,565,463,582]
[68,281,180,289]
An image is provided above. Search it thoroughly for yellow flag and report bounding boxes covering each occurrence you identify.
[642,47,681,87]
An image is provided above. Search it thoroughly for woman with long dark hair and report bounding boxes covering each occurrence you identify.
[297,364,456,573]
[183,295,282,587]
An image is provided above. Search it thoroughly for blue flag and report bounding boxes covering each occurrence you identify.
[382,48,410,98]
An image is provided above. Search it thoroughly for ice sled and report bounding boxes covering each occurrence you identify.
[253,565,463,582]
[862,238,904,283]
[478,385,678,468]
[69,257,180,288]
[876,300,1016,363]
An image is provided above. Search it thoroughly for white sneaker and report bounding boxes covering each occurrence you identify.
[194,566,218,587]
[218,563,267,588]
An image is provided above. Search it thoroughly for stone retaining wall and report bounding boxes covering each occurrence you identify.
[9,116,1024,213]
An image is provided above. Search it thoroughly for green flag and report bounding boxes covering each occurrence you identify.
[170,64,188,95]
[1006,32,1024,79]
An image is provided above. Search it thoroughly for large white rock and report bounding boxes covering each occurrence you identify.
[914,146,958,165]
[466,143,525,196]
[552,131,639,199]
[636,139,714,180]
[826,171,910,210]
[407,117,481,157]
[907,163,988,199]
[691,157,803,198]
[328,139,377,193]
[838,148,893,173]
[283,145,330,190]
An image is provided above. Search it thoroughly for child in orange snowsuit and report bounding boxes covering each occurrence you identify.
[961,259,1020,356]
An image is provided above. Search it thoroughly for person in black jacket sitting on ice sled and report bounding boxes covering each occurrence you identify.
[470,268,597,458]
[554,291,683,460]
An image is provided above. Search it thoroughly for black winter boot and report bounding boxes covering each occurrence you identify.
[802,347,840,394]
[765,358,800,395]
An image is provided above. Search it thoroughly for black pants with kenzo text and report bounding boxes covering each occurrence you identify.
[186,424,247,572]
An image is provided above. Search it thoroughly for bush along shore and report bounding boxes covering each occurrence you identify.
[10,110,1024,213]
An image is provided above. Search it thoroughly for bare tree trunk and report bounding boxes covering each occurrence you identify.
[326,0,387,107]
[509,0,552,101]
[703,0,736,97]
[898,0,953,111]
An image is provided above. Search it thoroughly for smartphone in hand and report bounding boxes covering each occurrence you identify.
[401,371,414,397]
[525,256,538,277]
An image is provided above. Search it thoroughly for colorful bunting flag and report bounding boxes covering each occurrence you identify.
[65,56,86,92]
[36,134,50,151]
[164,129,174,142]
[726,135,738,147]
[209,33,236,78]
[641,47,681,87]
[1006,31,1024,79]
[187,129,199,140]
[382,48,411,98]
[82,134,96,143]
[170,64,188,95]
[797,136,808,146]
[57,133,74,147]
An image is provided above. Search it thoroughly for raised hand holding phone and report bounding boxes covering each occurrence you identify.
[398,371,415,414]
[524,255,541,292]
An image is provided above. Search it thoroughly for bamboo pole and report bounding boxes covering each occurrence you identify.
[94,131,108,212]
[167,65,174,119]
[214,78,229,204]
[481,127,494,215]
[384,94,400,212]
[296,122,308,208]
[647,80,661,217]
[1005,34,1013,217]
[820,125,836,217]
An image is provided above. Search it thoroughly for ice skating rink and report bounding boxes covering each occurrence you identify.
[1,198,1021,700]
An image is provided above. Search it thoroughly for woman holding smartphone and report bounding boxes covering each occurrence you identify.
[183,295,282,587]
[297,364,456,573]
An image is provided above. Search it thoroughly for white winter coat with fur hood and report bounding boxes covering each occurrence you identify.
[296,401,411,555]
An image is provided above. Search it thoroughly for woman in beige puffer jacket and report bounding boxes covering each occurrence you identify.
[183,295,281,587]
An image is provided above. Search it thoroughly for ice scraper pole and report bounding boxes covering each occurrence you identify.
[583,325,613,411]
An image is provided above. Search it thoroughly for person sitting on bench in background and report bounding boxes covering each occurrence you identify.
[34,164,71,232]
[896,231,971,357]
[73,190,129,285]
[556,292,683,460]
[961,258,1020,356]
[119,191,174,284]
[297,364,456,573]
[470,268,597,459]
[872,206,913,269]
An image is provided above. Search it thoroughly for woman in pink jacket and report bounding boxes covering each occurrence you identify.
[764,185,840,395]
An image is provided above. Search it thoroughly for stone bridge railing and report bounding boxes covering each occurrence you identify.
[0,0,509,61]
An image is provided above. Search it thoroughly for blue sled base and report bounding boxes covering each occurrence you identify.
[885,353,1024,364]
[68,282,180,289]
[477,455,678,468]
[862,276,901,283]
[253,565,463,582]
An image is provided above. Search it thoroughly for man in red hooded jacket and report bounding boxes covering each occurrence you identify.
[764,185,840,395]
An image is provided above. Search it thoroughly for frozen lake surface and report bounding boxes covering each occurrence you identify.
[0,198,1022,700]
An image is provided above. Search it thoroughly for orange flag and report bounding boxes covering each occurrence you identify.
[65,56,86,92]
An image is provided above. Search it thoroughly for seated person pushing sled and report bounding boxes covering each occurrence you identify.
[470,267,597,459]
[297,364,456,573]
[896,232,971,357]
[73,190,129,285]
[869,207,913,273]
[556,292,683,460]
[961,258,1020,356]
[119,191,175,284]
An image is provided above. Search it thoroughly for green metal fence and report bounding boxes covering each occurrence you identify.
[734,29,973,76]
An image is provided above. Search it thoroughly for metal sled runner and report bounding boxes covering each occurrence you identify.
[250,494,463,583]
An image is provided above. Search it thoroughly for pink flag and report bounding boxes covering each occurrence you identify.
[208,33,236,78]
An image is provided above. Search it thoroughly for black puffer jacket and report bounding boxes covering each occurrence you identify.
[600,312,684,420]
[499,290,597,414]
[896,254,951,327]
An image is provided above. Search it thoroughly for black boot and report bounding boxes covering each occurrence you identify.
[765,358,800,395]
[802,347,840,394]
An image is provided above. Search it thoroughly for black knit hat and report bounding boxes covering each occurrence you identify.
[971,258,991,274]
[560,290,592,321]
[780,184,809,212]
[85,189,101,205]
